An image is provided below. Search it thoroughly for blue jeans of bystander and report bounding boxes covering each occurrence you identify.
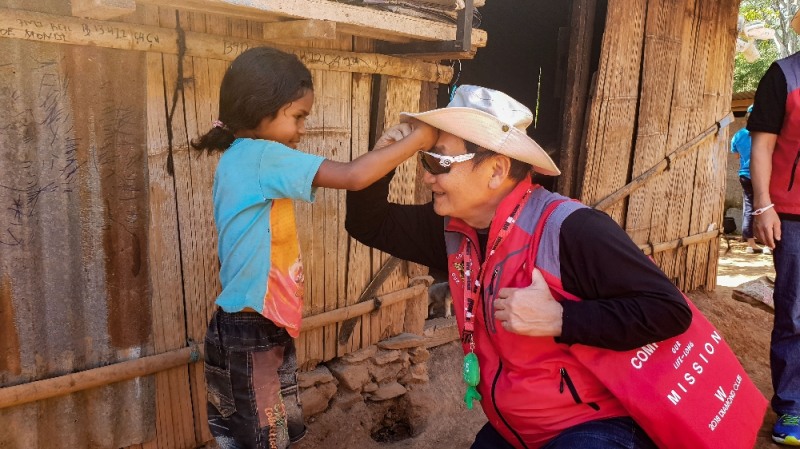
[740,176,755,239]
[772,219,800,415]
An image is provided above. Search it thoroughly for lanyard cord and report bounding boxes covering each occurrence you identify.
[462,188,532,346]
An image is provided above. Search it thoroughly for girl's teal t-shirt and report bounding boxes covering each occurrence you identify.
[212,138,324,315]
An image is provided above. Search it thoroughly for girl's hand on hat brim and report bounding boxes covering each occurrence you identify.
[373,123,413,151]
[408,120,439,151]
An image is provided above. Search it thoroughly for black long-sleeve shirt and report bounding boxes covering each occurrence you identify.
[345,174,691,351]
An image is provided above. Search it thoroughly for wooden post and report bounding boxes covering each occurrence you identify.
[557,0,596,198]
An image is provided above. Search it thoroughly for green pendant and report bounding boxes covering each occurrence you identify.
[462,351,482,409]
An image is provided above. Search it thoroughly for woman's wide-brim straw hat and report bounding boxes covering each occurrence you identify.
[793,10,800,35]
[400,85,561,176]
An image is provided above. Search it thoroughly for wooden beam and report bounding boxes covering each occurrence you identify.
[731,97,752,112]
[301,284,426,332]
[262,19,336,41]
[72,0,136,20]
[134,0,488,46]
[638,229,720,256]
[0,345,201,409]
[0,8,453,84]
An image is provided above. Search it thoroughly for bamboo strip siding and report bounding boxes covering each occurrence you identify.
[580,0,737,292]
[579,0,647,225]
[624,0,686,247]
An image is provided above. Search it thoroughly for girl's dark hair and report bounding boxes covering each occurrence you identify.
[465,140,532,181]
[191,47,313,153]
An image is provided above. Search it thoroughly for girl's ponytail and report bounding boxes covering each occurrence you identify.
[191,121,235,153]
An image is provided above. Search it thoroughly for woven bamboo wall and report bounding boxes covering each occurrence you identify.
[0,2,446,448]
[579,0,738,292]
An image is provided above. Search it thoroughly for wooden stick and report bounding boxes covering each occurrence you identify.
[0,8,453,84]
[302,284,426,332]
[592,112,733,211]
[0,345,202,410]
[638,229,720,256]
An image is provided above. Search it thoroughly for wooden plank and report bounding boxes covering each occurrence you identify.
[0,8,453,84]
[262,19,336,41]
[578,0,647,225]
[336,66,374,357]
[182,12,218,445]
[624,0,688,246]
[156,7,221,447]
[135,0,488,46]
[556,0,596,198]
[142,5,196,447]
[382,76,422,339]
[72,0,136,20]
[144,48,182,449]
[318,38,352,364]
[646,0,710,290]
[685,0,736,291]
[157,8,202,447]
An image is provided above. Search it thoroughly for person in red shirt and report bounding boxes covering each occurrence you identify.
[346,85,690,449]
[748,10,800,445]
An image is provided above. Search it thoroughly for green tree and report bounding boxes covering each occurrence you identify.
[734,0,800,93]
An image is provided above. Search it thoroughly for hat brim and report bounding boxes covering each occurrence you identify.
[401,108,561,176]
[793,11,800,35]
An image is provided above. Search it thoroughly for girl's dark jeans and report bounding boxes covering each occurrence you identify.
[205,309,306,449]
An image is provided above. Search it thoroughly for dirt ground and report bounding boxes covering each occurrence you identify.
[295,238,782,449]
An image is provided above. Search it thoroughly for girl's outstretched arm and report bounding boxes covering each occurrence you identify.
[312,121,437,190]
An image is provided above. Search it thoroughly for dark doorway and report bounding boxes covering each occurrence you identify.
[439,1,607,190]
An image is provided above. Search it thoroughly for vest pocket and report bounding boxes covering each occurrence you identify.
[789,149,800,191]
[559,367,600,411]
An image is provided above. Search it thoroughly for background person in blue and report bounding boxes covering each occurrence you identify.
[732,105,771,254]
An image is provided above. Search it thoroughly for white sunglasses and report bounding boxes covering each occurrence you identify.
[418,151,477,174]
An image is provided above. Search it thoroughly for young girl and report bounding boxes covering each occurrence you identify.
[191,46,436,449]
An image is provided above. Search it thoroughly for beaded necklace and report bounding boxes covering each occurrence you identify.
[461,188,532,408]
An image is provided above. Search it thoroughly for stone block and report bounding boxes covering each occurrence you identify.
[300,381,337,417]
[298,365,335,388]
[377,333,426,350]
[328,360,370,391]
[410,347,430,364]
[372,349,401,365]
[342,345,377,363]
[369,361,404,384]
[400,363,429,385]
[366,381,407,401]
